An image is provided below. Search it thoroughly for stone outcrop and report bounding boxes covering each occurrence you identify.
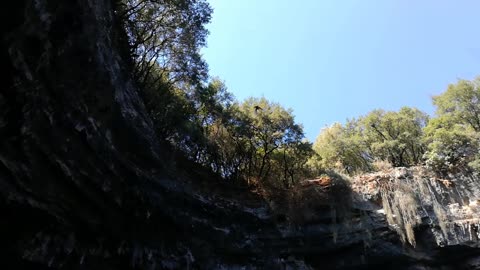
[2,0,480,269]
[353,167,480,248]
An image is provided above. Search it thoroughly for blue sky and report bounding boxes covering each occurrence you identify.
[202,0,479,141]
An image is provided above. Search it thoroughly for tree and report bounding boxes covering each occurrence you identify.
[310,107,428,174]
[360,107,428,167]
[117,0,214,158]
[432,77,480,132]
[118,0,212,87]
[423,117,479,173]
[310,122,371,174]
[280,140,314,187]
[238,97,311,186]
[423,77,480,173]
[188,79,237,173]
[116,0,313,188]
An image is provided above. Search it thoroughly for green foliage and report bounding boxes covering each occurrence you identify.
[142,74,312,187]
[118,0,214,158]
[310,107,428,174]
[360,107,429,167]
[423,125,478,173]
[117,0,480,189]
[235,97,313,187]
[309,77,480,176]
[118,0,212,86]
[423,77,480,174]
[432,77,480,132]
[309,122,370,174]
[141,71,194,141]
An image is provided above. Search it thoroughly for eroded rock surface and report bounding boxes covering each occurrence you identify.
[353,167,480,249]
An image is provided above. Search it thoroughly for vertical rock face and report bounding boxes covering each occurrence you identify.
[2,0,480,269]
[353,167,480,248]
[0,0,167,267]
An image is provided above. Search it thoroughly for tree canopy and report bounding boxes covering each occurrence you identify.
[423,77,480,174]
[310,107,428,174]
[116,0,480,186]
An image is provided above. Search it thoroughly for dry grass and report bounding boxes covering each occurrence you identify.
[372,159,393,172]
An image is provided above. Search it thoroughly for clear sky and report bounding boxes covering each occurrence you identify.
[202,0,479,141]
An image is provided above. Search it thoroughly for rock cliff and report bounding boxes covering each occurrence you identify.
[2,0,480,269]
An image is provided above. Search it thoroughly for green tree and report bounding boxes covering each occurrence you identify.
[118,0,212,86]
[189,79,236,173]
[279,140,314,187]
[238,97,311,186]
[361,107,428,167]
[423,77,480,173]
[117,0,313,188]
[310,107,428,174]
[432,77,480,131]
[117,0,213,156]
[423,117,479,173]
[310,122,370,174]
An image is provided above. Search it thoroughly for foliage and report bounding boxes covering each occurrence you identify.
[309,122,370,174]
[141,70,195,142]
[118,0,212,86]
[117,0,480,187]
[310,107,428,175]
[423,77,480,174]
[140,73,312,187]
[432,77,480,132]
[231,97,313,187]
[360,107,429,167]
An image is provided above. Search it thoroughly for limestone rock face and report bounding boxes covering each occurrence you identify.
[352,167,480,248]
[2,0,480,269]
